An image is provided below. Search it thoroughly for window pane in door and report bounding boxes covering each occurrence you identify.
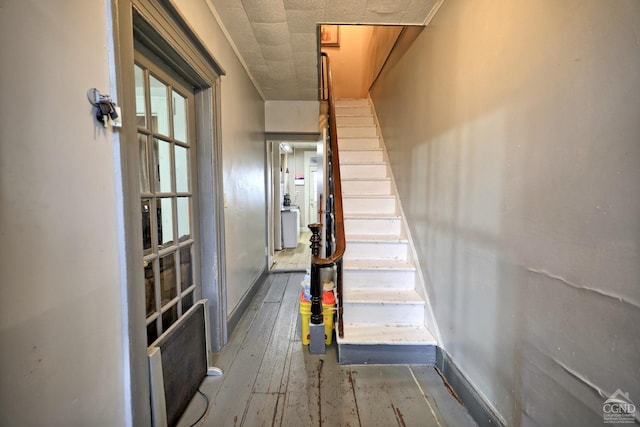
[177,197,190,240]
[141,199,152,254]
[180,245,193,291]
[147,322,158,346]
[175,145,189,193]
[139,134,150,193]
[154,139,172,193]
[157,198,174,248]
[159,253,176,305]
[134,65,147,128]
[182,291,194,312]
[144,261,155,316]
[149,74,169,135]
[172,90,187,142]
[162,304,178,331]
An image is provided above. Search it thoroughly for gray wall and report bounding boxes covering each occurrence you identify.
[371,0,640,425]
[0,0,267,425]
[0,1,128,425]
[171,2,267,318]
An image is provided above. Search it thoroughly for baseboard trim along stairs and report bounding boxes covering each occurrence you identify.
[335,98,437,365]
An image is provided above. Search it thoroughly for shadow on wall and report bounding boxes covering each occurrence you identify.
[369,0,640,424]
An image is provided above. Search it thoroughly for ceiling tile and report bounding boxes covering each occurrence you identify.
[261,44,293,61]
[242,0,287,23]
[283,0,324,11]
[242,50,268,68]
[209,0,439,99]
[252,22,290,45]
[324,0,367,22]
[266,60,297,79]
[289,32,317,51]
[366,0,412,15]
[286,9,321,33]
[216,6,252,28]
[402,0,438,23]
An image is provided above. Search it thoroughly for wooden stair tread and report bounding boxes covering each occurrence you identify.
[338,323,436,345]
[343,287,424,303]
[343,259,415,270]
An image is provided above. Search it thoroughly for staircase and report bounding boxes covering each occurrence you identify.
[335,98,437,365]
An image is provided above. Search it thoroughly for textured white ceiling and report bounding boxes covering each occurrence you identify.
[207,0,439,100]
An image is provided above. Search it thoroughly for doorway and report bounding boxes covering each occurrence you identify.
[267,140,320,271]
[134,49,200,344]
[116,3,228,424]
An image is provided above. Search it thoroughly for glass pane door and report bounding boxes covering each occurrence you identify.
[134,56,198,346]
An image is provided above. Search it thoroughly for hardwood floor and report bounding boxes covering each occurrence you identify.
[271,231,312,272]
[177,273,477,427]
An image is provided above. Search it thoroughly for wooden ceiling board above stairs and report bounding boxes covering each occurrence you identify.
[335,98,438,365]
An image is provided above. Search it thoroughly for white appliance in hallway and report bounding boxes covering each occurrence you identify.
[281,206,300,248]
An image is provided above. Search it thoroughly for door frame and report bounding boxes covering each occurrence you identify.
[264,134,320,272]
[111,1,226,424]
[303,150,318,227]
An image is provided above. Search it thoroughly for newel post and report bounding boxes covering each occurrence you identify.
[308,223,323,325]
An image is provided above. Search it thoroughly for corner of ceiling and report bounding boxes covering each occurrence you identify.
[202,0,267,101]
[423,0,446,26]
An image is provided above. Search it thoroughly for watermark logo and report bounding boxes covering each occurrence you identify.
[603,389,636,424]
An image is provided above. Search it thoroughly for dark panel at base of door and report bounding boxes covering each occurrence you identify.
[158,303,208,427]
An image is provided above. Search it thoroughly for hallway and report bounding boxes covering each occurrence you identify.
[177,273,477,426]
[272,231,312,272]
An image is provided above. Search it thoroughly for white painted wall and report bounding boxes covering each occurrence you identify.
[0,1,127,425]
[265,101,319,133]
[371,0,640,424]
[0,0,269,424]
[174,1,267,315]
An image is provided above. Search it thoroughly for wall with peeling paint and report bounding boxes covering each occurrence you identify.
[371,0,640,424]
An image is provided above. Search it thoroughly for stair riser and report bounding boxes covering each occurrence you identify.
[338,344,436,365]
[344,218,401,235]
[339,150,383,163]
[343,269,416,289]
[343,302,424,324]
[337,116,375,126]
[345,241,408,260]
[343,197,397,215]
[336,106,371,116]
[338,126,377,138]
[338,138,380,150]
[342,179,392,195]
[341,164,387,179]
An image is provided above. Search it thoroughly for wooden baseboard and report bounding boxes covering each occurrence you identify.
[436,347,506,427]
[226,267,269,337]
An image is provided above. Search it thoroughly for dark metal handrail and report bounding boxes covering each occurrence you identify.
[309,52,345,339]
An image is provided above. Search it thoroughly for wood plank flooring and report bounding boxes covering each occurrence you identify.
[272,232,312,271]
[177,273,477,427]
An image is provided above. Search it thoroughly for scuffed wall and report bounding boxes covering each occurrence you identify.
[0,0,127,425]
[371,0,640,425]
[175,1,267,315]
